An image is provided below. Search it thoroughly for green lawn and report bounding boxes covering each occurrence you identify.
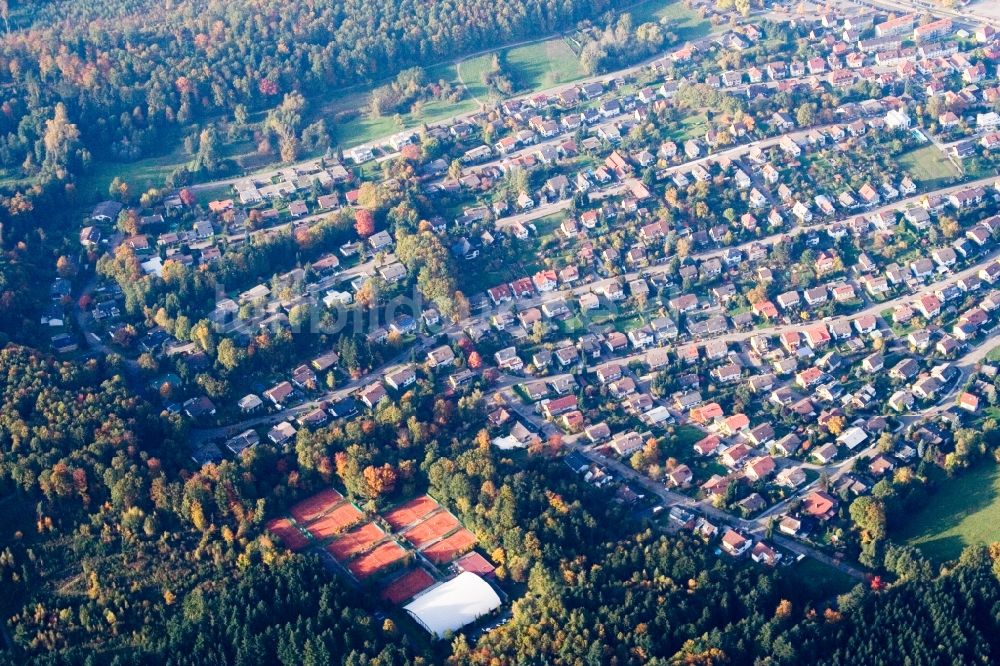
[77,144,190,203]
[674,425,705,448]
[987,344,1000,362]
[898,144,961,190]
[559,316,586,334]
[893,463,1000,564]
[331,63,479,149]
[196,183,239,205]
[534,210,568,242]
[77,133,256,204]
[0,168,34,192]
[629,0,714,41]
[333,96,480,149]
[677,113,710,140]
[506,38,585,92]
[458,37,586,102]
[298,58,477,150]
[458,54,495,103]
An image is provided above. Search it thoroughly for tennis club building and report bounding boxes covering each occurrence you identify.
[403,572,501,638]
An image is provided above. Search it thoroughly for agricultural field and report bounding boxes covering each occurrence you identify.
[897,144,962,190]
[893,463,1000,563]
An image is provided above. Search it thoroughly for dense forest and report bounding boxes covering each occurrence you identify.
[0,0,627,175]
[0,342,619,661]
[1,343,999,664]
[0,345,396,662]
[467,537,1000,665]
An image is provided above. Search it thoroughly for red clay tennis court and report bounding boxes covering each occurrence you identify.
[402,511,460,547]
[348,541,407,579]
[455,551,496,577]
[422,528,477,564]
[290,488,344,524]
[266,518,310,551]
[383,495,439,530]
[379,568,435,604]
[305,502,364,541]
[326,522,386,560]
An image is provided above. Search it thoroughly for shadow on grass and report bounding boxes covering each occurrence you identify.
[893,464,1000,563]
[907,534,967,564]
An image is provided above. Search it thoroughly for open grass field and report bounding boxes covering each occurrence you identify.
[77,133,256,203]
[329,61,478,148]
[987,344,1000,362]
[629,0,714,41]
[195,183,238,206]
[674,112,710,141]
[457,55,495,103]
[898,144,961,190]
[506,38,585,92]
[459,37,585,103]
[893,463,1000,563]
[77,145,189,204]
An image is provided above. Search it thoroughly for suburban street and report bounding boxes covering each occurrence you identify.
[169,0,1000,591]
[189,168,1000,460]
[11,0,1000,659]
